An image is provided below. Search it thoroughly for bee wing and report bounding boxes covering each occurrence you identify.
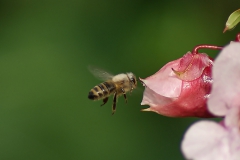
[88,65,114,81]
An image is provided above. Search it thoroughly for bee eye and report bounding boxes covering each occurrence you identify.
[131,78,136,85]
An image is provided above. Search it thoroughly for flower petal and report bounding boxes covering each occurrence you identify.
[173,52,212,81]
[181,121,230,160]
[141,85,176,114]
[224,107,240,129]
[140,59,182,98]
[208,42,240,116]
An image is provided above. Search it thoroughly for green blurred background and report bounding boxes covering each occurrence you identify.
[0,1,239,160]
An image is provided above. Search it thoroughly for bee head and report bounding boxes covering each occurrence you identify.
[126,72,137,88]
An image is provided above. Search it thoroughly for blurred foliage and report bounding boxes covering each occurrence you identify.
[0,0,239,160]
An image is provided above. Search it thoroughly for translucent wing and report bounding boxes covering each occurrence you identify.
[88,65,114,81]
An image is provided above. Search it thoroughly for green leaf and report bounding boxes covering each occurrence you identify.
[224,9,240,33]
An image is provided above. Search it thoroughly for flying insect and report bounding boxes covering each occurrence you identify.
[88,67,137,115]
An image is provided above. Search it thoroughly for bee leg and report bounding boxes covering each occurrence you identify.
[100,97,109,106]
[121,88,127,103]
[129,87,133,95]
[131,87,134,92]
[123,94,127,103]
[112,93,117,115]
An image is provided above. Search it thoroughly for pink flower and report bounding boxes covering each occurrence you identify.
[140,52,214,117]
[181,42,240,160]
[208,42,240,116]
[181,114,240,160]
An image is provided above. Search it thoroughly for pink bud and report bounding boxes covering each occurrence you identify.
[140,52,214,117]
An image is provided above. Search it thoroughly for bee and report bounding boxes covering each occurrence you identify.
[88,66,137,115]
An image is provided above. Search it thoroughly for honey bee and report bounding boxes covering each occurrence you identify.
[88,66,137,115]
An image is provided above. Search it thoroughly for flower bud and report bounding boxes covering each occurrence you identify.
[140,52,214,117]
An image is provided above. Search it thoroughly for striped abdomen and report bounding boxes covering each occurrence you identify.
[88,81,116,100]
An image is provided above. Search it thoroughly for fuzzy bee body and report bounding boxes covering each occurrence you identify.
[88,71,137,115]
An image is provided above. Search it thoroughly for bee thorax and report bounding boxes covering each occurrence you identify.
[112,74,128,82]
